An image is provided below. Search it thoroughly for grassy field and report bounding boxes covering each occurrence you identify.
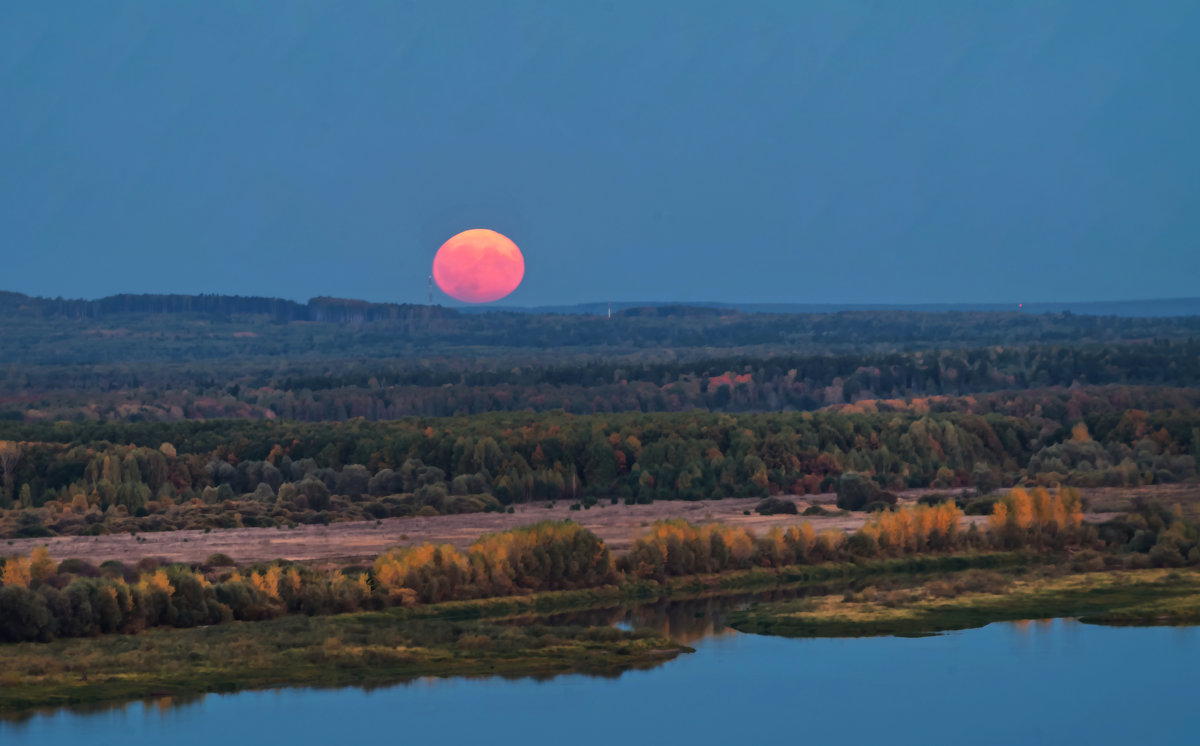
[727,567,1200,638]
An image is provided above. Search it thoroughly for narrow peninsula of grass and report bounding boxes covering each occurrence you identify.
[0,551,1035,715]
[726,568,1200,638]
[0,607,688,715]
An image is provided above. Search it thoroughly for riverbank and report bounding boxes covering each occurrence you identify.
[0,550,1076,715]
[0,609,690,715]
[727,567,1200,638]
[6,551,1200,715]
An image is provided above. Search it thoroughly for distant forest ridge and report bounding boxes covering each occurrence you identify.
[0,290,454,324]
[3,290,1199,320]
[4,289,1200,367]
[476,297,1200,318]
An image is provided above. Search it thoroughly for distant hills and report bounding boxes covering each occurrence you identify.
[476,298,1200,318]
[2,290,1198,320]
[0,291,455,324]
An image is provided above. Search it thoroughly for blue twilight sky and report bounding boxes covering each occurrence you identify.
[1,1,1197,307]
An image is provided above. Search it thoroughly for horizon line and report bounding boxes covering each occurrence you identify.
[4,288,1199,310]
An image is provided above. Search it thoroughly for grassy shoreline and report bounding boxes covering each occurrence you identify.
[727,567,1200,638]
[0,550,1033,715]
[0,612,690,716]
[2,551,1195,716]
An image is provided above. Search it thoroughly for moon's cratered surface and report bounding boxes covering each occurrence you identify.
[432,229,525,303]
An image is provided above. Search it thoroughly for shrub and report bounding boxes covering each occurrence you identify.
[0,585,51,642]
[204,553,237,567]
[835,472,881,511]
[963,496,999,515]
[971,464,1000,495]
[99,560,133,581]
[918,493,956,507]
[755,497,798,515]
[55,558,100,577]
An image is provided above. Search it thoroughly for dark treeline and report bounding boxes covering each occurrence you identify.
[4,341,1198,422]
[4,290,1200,366]
[264,340,1200,392]
[7,290,1200,321]
[0,291,454,325]
[1,397,1197,536]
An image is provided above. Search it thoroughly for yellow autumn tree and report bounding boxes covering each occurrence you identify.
[989,501,1010,535]
[1009,488,1035,530]
[1030,487,1052,525]
[2,555,32,588]
[797,522,817,558]
[139,569,174,596]
[251,566,283,600]
[285,567,302,594]
[865,502,962,555]
[29,546,56,581]
[815,529,845,559]
[990,486,1085,545]
[1060,487,1084,528]
[373,543,470,603]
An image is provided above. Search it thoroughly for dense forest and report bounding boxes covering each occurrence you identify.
[4,290,1200,366]
[0,387,1196,537]
[0,291,1196,537]
[3,339,1199,422]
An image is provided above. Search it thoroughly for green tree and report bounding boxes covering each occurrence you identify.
[835,471,880,511]
[970,463,1000,495]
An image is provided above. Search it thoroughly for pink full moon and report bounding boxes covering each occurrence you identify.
[432,229,525,303]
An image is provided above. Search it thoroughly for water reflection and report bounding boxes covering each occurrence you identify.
[519,583,846,645]
[6,579,1200,738]
[0,584,843,726]
[0,692,207,727]
[6,620,1199,746]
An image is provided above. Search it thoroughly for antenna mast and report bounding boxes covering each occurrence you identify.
[428,275,433,306]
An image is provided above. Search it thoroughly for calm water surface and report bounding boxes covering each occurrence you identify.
[3,601,1196,746]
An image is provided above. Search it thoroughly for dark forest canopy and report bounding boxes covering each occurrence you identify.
[2,341,1198,423]
[0,290,456,324]
[2,290,1200,366]
[0,396,1197,537]
[6,290,1200,319]
[2,288,1199,424]
[0,290,1197,536]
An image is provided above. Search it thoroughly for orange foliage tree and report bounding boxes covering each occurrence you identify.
[988,486,1085,546]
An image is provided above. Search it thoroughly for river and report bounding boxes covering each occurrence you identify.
[2,595,1196,745]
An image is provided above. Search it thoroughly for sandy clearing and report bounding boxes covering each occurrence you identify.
[1,489,1127,567]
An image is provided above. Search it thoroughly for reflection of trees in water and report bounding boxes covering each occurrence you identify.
[3,582,901,722]
[524,585,847,646]
[0,692,208,726]
[613,597,743,645]
[150,694,206,715]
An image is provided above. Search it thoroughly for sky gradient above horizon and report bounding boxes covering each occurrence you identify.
[2,1,1197,307]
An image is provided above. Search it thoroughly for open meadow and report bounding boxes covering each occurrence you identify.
[4,484,1174,566]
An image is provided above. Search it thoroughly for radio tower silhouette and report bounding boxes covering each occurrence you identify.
[428,274,433,306]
